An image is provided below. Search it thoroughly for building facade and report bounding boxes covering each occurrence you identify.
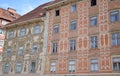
[1,4,49,76]
[45,0,120,76]
[0,7,20,53]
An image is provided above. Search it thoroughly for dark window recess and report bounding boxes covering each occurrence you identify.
[55,10,60,16]
[91,0,97,6]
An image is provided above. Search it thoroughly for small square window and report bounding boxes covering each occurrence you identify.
[90,16,97,26]
[91,0,97,6]
[70,4,76,13]
[55,10,60,16]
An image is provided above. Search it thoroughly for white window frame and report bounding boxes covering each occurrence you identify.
[90,59,99,71]
[50,61,56,73]
[68,60,75,72]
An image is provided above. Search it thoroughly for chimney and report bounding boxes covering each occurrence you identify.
[7,7,16,13]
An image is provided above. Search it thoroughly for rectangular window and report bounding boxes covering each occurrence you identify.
[90,59,99,71]
[90,16,97,26]
[90,36,98,48]
[112,33,120,46]
[32,44,38,53]
[55,10,60,16]
[69,60,75,72]
[113,57,120,71]
[34,25,40,34]
[19,28,26,37]
[0,40,4,47]
[30,61,36,73]
[110,11,119,22]
[18,46,24,55]
[8,30,14,38]
[6,49,11,56]
[70,20,77,30]
[16,62,22,73]
[52,42,58,53]
[70,39,76,51]
[53,25,59,34]
[91,0,97,6]
[0,29,5,35]
[4,63,9,73]
[50,61,56,73]
[70,4,76,13]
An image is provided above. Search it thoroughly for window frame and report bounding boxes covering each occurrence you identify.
[90,59,99,72]
[19,28,26,37]
[15,62,22,73]
[69,39,76,51]
[90,0,97,6]
[8,30,14,39]
[32,44,38,54]
[90,16,97,26]
[110,11,119,22]
[30,61,36,73]
[53,24,59,34]
[90,36,98,48]
[50,61,56,73]
[70,20,77,31]
[70,4,76,13]
[6,48,11,56]
[18,46,24,55]
[112,33,120,46]
[68,60,76,73]
[55,9,60,16]
[34,25,40,34]
[3,63,10,74]
[52,42,58,53]
[112,57,120,71]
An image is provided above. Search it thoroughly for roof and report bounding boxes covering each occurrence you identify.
[0,8,20,21]
[8,0,62,25]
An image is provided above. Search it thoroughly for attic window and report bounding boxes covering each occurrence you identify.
[91,0,97,6]
[55,10,60,16]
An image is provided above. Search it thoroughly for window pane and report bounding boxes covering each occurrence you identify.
[110,11,119,22]
[90,16,97,26]
[18,46,23,55]
[16,63,22,73]
[71,4,76,12]
[20,28,26,36]
[34,25,40,34]
[70,21,77,30]
[53,25,59,34]
[4,63,9,73]
[32,44,38,53]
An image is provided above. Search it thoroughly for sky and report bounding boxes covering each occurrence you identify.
[0,0,52,15]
